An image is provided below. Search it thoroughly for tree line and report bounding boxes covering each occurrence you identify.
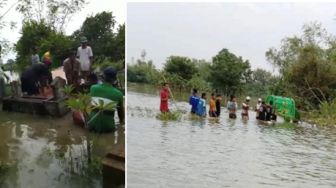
[129,21,336,115]
[1,0,125,72]
[128,48,278,98]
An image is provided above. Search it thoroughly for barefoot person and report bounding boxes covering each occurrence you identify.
[160,83,170,113]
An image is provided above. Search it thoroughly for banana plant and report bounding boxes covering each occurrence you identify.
[62,84,75,97]
[65,92,117,164]
[66,93,93,128]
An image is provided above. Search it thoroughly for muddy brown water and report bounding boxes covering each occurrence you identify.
[127,88,336,188]
[0,109,124,188]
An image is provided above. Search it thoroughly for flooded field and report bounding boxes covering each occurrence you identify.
[127,88,336,188]
[0,110,124,188]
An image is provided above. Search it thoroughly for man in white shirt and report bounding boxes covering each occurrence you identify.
[77,36,93,80]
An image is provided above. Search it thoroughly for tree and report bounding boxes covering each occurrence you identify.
[15,20,74,69]
[127,59,160,84]
[16,0,87,32]
[209,48,251,96]
[164,56,197,80]
[266,22,336,107]
[245,68,277,97]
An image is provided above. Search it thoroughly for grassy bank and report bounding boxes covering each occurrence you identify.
[299,101,336,126]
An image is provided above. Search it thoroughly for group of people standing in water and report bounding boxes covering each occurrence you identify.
[189,89,222,117]
[160,83,277,121]
[227,95,277,121]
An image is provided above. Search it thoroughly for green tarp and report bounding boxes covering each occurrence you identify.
[266,95,299,121]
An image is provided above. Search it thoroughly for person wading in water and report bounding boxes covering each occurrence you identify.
[215,94,222,117]
[189,88,199,114]
[160,83,170,113]
[209,93,217,117]
[255,98,262,119]
[196,93,207,117]
[241,96,250,120]
[227,95,238,119]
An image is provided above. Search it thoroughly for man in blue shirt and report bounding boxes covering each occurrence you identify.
[196,93,207,117]
[189,89,199,114]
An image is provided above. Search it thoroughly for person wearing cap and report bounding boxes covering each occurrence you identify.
[88,67,124,133]
[242,96,250,120]
[63,50,81,88]
[255,98,262,119]
[77,36,93,80]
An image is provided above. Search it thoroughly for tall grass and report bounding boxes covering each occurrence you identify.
[307,100,336,126]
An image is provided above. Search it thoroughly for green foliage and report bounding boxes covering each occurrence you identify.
[0,161,17,186]
[66,92,117,126]
[308,99,336,126]
[127,59,160,84]
[91,98,117,112]
[66,93,93,115]
[209,48,251,96]
[156,111,182,121]
[92,59,124,72]
[15,20,74,70]
[62,84,75,96]
[187,74,211,92]
[244,68,280,97]
[266,22,336,107]
[162,72,186,91]
[164,56,197,80]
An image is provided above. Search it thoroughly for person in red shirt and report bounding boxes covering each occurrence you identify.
[160,82,170,113]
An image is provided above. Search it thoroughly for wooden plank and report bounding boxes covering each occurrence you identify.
[102,151,125,187]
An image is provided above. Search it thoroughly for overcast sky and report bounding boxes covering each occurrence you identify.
[127,3,336,72]
[0,0,125,62]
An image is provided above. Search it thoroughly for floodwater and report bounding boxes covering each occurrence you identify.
[0,110,124,188]
[127,88,336,188]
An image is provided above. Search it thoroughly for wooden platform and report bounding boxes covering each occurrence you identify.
[2,96,70,117]
[102,151,125,187]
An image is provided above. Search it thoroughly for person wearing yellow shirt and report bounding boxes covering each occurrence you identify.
[42,49,52,69]
[209,93,217,117]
